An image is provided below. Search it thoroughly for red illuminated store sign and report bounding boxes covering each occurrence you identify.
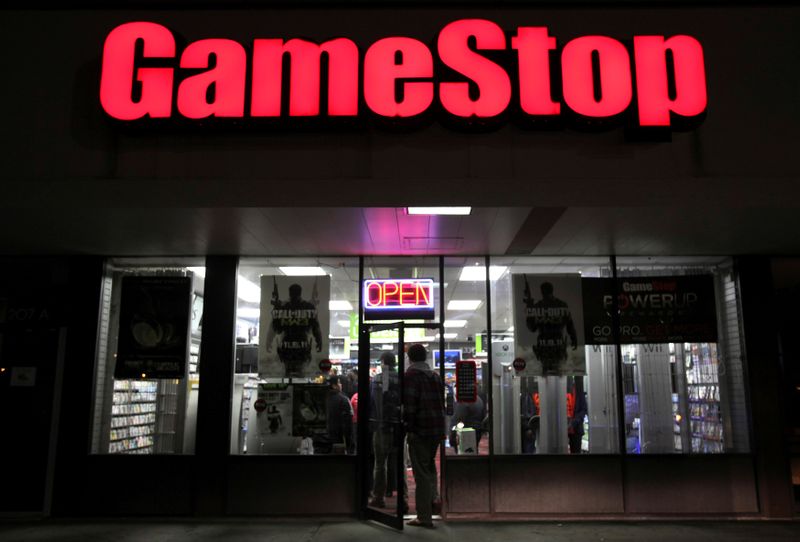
[100,19,707,129]
[363,279,435,320]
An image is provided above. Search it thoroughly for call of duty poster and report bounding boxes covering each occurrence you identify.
[115,276,191,379]
[512,274,586,376]
[258,275,330,378]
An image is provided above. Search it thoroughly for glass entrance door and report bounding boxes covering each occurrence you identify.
[360,322,406,529]
[359,322,445,530]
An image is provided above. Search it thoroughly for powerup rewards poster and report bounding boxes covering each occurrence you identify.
[259,275,330,378]
[115,276,191,379]
[582,276,718,344]
[512,274,586,376]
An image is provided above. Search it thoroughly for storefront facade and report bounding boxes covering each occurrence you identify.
[0,2,798,522]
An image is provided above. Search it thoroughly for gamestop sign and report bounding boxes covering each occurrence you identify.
[100,19,707,129]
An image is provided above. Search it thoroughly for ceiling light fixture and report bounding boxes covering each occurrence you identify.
[459,265,507,281]
[444,320,468,328]
[329,300,354,311]
[279,266,327,276]
[407,207,472,215]
[447,299,482,311]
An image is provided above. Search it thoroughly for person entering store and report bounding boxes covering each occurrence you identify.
[403,344,445,529]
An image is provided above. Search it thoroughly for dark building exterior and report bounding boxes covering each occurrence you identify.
[0,2,798,524]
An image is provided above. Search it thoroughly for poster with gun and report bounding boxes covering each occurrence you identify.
[258,275,330,378]
[512,274,586,376]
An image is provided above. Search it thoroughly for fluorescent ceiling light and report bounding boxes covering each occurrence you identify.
[329,300,354,311]
[337,320,351,328]
[381,344,394,350]
[279,266,327,276]
[459,265,507,281]
[447,299,482,311]
[444,320,467,328]
[436,333,459,339]
[407,207,471,215]
[187,267,206,278]
[238,276,261,303]
[237,308,261,319]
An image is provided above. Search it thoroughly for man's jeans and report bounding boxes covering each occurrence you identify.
[407,432,440,523]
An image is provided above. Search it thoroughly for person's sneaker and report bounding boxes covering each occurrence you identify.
[368,498,386,508]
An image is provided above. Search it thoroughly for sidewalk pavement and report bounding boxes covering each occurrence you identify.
[0,519,798,542]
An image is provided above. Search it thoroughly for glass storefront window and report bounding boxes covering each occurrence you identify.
[615,257,750,454]
[490,257,619,455]
[90,258,204,455]
[443,257,489,456]
[231,257,359,455]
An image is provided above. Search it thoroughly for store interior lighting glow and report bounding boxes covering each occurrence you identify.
[279,266,327,276]
[337,320,351,327]
[329,300,354,311]
[436,333,459,339]
[407,207,472,215]
[237,307,261,319]
[444,320,468,328]
[447,299,482,311]
[459,265,507,281]
[237,276,261,302]
[187,266,206,278]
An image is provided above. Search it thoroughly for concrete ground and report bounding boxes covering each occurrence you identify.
[1,520,799,542]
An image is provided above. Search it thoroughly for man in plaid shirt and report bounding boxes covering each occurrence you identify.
[404,344,445,528]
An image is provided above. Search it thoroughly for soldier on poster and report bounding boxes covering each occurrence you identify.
[259,275,330,378]
[512,274,586,376]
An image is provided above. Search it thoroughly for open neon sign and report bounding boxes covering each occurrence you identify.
[99,19,707,131]
[363,279,435,320]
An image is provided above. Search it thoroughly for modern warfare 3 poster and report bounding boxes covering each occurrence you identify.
[512,274,586,376]
[258,275,330,378]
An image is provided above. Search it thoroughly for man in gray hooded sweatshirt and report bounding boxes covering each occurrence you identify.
[403,344,445,528]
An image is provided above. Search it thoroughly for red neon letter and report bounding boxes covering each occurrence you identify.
[561,36,632,118]
[438,19,511,118]
[418,284,430,306]
[633,35,707,127]
[251,38,359,117]
[512,27,560,116]
[400,283,416,305]
[100,22,175,120]
[367,282,383,307]
[384,281,400,305]
[364,37,433,118]
[177,39,246,118]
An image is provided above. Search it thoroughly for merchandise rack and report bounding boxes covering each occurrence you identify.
[108,379,158,453]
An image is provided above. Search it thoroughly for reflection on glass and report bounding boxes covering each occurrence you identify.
[91,258,204,455]
[490,256,617,455]
[232,258,359,455]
